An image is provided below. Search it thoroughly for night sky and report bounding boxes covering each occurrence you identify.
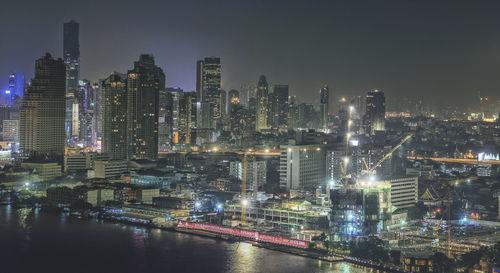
[1,0,500,107]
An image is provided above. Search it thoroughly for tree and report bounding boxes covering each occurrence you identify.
[430,252,455,273]
[408,201,428,220]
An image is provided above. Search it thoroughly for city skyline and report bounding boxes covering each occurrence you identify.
[2,0,500,107]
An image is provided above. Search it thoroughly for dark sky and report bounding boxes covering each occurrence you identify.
[1,0,500,107]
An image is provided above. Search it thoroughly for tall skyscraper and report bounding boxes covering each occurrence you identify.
[6,73,24,106]
[320,85,329,130]
[20,53,66,155]
[63,20,80,142]
[202,56,222,123]
[76,80,94,147]
[102,73,128,159]
[273,84,289,130]
[177,91,197,144]
[158,89,173,150]
[255,75,269,132]
[365,89,386,135]
[126,55,165,160]
[196,60,204,102]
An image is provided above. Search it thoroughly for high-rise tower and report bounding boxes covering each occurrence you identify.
[196,60,204,102]
[255,75,269,132]
[102,73,128,159]
[320,85,329,130]
[63,20,80,142]
[20,53,66,155]
[365,89,386,135]
[126,55,165,160]
[202,56,221,124]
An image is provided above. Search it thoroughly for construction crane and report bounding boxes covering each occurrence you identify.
[361,132,414,177]
[442,176,478,257]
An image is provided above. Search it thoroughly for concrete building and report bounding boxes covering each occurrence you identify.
[229,160,267,192]
[137,188,160,204]
[86,188,114,207]
[365,89,386,135]
[2,120,18,141]
[255,75,269,132]
[126,55,165,160]
[93,160,128,179]
[130,170,176,189]
[101,73,128,159]
[64,148,109,173]
[386,176,418,209]
[280,143,326,190]
[20,53,66,155]
[21,162,62,181]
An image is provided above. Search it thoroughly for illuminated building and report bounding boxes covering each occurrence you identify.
[158,89,173,150]
[76,80,94,146]
[319,85,329,130]
[177,91,197,145]
[365,89,386,135]
[195,60,204,101]
[330,183,392,240]
[279,143,326,190]
[126,54,165,160]
[63,20,80,142]
[288,96,299,130]
[228,89,240,114]
[255,75,269,132]
[269,84,289,130]
[101,73,128,160]
[20,53,66,155]
[386,176,418,209]
[229,160,267,192]
[201,56,222,124]
[2,119,19,141]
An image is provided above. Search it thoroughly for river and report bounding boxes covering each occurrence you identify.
[0,205,367,273]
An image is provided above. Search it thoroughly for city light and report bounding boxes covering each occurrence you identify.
[242,199,248,206]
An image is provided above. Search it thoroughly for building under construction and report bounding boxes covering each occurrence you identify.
[330,182,393,240]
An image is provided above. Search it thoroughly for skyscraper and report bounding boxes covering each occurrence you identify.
[63,20,80,142]
[177,91,197,144]
[76,80,94,147]
[320,85,329,130]
[102,73,128,160]
[255,75,269,132]
[202,56,222,124]
[196,60,204,102]
[273,84,289,130]
[126,55,165,160]
[365,89,386,135]
[20,53,66,155]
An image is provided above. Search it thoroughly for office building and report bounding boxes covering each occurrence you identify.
[77,79,94,146]
[196,60,204,101]
[273,85,289,130]
[177,91,197,145]
[102,73,128,160]
[2,120,19,141]
[126,55,165,160]
[229,160,267,192]
[279,143,325,190]
[255,75,269,132]
[365,89,386,135]
[63,20,80,142]
[387,176,418,209]
[20,53,66,155]
[201,57,222,123]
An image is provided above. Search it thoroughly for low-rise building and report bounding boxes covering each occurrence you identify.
[21,162,62,181]
[94,160,128,179]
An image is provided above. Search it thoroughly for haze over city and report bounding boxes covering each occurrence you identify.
[2,0,500,106]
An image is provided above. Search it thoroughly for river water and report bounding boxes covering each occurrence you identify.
[0,205,367,273]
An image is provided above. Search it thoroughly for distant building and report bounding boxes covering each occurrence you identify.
[101,73,128,160]
[126,55,165,160]
[177,92,197,145]
[386,176,418,209]
[280,143,326,190]
[20,53,66,156]
[136,188,160,204]
[63,20,80,142]
[255,75,269,132]
[365,89,386,135]
[320,85,329,130]
[21,162,62,181]
[93,160,128,179]
[229,160,267,192]
[201,56,222,123]
[330,184,392,240]
[2,120,18,141]
[271,84,289,130]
